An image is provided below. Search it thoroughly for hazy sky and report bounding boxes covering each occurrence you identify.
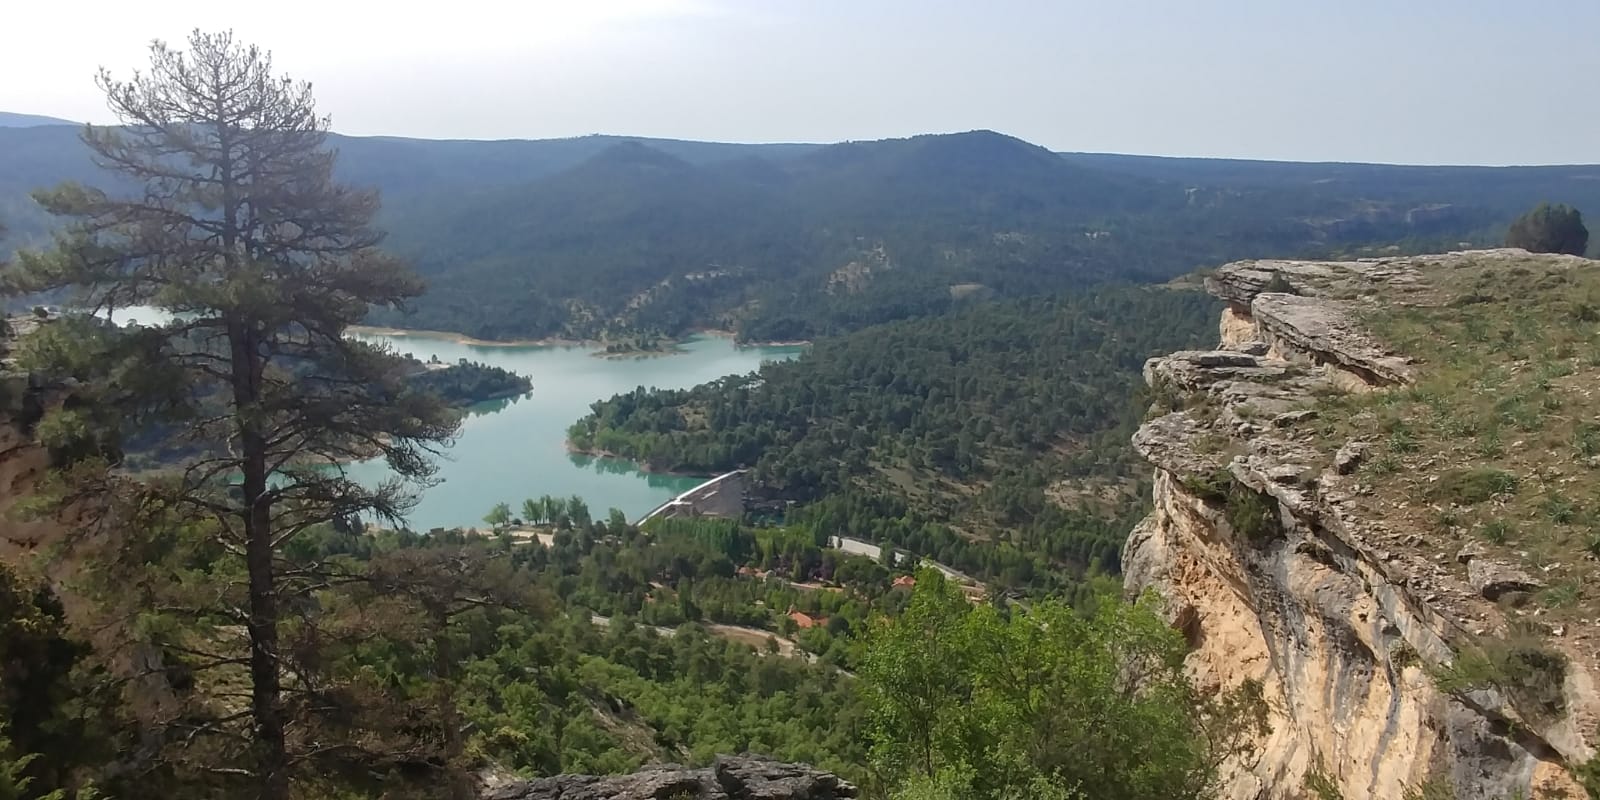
[6,0,1598,165]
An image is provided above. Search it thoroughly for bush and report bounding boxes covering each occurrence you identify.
[1432,635,1568,722]
[1425,468,1517,505]
[1182,470,1283,543]
[1506,202,1589,255]
[1575,754,1599,800]
[1225,482,1282,543]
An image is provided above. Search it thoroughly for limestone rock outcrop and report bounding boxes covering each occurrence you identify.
[481,755,857,800]
[1125,251,1599,799]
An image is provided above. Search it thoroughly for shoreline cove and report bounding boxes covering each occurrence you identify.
[350,324,811,351]
[342,328,802,529]
[564,440,716,480]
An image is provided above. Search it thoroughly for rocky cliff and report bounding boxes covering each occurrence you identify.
[1124,250,1600,799]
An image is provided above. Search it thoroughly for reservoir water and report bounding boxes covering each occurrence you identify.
[342,332,805,530]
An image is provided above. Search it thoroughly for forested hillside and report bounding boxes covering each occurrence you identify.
[571,287,1220,591]
[6,121,1600,339]
[370,130,1551,341]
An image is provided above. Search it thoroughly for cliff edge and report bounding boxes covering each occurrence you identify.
[1125,249,1600,799]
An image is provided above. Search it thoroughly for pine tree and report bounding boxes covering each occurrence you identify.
[7,31,458,799]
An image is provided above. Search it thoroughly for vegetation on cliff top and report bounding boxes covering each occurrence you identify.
[1505,201,1589,255]
[1309,252,1600,724]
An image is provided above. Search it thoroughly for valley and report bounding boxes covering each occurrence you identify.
[3,14,1600,799]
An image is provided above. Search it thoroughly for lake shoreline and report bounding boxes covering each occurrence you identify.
[352,323,811,351]
[697,328,814,348]
[346,326,796,530]
[564,440,718,480]
[349,325,588,348]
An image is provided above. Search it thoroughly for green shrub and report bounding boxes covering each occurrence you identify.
[1304,767,1344,800]
[1225,482,1281,543]
[1367,452,1400,475]
[1575,754,1599,800]
[1433,509,1460,533]
[1400,777,1456,800]
[1539,582,1580,608]
[1541,494,1576,524]
[1479,519,1512,544]
[1575,423,1600,459]
[1505,202,1588,256]
[1183,470,1283,543]
[1478,428,1506,458]
[1426,468,1518,505]
[1263,272,1295,294]
[1181,470,1232,504]
[1432,636,1568,722]
[1388,429,1419,453]
[1496,641,1569,719]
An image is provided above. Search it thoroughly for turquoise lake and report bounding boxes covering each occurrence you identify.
[342,332,805,531]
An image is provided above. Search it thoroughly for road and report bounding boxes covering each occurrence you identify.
[588,614,810,661]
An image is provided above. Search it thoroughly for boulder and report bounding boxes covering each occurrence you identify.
[1334,441,1369,475]
[1466,559,1542,601]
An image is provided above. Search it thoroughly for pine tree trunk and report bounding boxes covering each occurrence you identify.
[234,323,289,800]
[429,602,470,800]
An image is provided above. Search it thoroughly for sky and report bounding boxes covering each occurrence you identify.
[4,0,1598,165]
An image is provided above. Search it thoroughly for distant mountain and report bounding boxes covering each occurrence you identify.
[0,125,814,246]
[380,130,1600,340]
[3,123,1599,339]
[0,112,77,128]
[1060,151,1600,216]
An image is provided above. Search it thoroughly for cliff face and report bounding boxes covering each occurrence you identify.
[1124,250,1599,799]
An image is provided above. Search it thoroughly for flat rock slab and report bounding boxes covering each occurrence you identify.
[1251,293,1416,385]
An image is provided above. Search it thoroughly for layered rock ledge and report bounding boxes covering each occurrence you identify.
[1127,250,1600,799]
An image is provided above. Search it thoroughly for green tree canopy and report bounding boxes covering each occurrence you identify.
[860,571,1268,800]
[1506,202,1589,255]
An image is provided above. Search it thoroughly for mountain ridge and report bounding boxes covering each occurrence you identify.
[0,111,77,128]
[5,118,1600,338]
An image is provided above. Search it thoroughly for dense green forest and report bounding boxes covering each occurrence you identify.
[403,357,532,406]
[0,505,1265,799]
[571,287,1219,592]
[369,131,1514,341]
